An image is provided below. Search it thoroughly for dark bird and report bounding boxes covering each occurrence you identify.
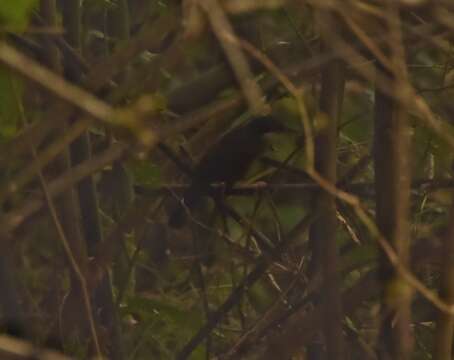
[168,115,286,228]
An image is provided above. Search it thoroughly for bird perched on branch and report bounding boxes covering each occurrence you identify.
[168,115,286,228]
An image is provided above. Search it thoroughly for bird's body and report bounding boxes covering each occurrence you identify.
[168,115,285,228]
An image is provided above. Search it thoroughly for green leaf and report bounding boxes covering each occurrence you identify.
[129,158,161,186]
[0,0,38,30]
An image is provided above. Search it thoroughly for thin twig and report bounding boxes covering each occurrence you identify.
[199,0,267,115]
[0,42,113,122]
[220,14,454,318]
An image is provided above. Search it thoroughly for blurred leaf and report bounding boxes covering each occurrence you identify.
[432,138,454,178]
[134,93,168,115]
[129,158,161,186]
[0,66,22,143]
[248,279,274,313]
[273,94,316,130]
[263,131,299,162]
[277,204,307,230]
[124,295,203,337]
[412,122,435,179]
[340,89,373,144]
[0,0,37,30]
[99,162,135,218]
[412,117,454,177]
[342,243,378,271]
[429,189,453,206]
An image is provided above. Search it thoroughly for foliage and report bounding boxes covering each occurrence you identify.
[1,0,454,359]
[0,0,37,30]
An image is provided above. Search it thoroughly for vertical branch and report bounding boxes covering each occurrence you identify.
[60,0,103,256]
[61,1,125,359]
[39,0,95,353]
[309,8,345,360]
[40,0,61,73]
[374,2,413,359]
[61,0,101,256]
[106,0,134,302]
[40,0,88,287]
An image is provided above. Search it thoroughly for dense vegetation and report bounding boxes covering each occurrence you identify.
[0,0,454,359]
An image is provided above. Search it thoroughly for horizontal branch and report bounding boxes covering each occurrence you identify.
[135,178,454,197]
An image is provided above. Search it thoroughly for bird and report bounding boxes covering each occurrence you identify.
[168,115,286,228]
